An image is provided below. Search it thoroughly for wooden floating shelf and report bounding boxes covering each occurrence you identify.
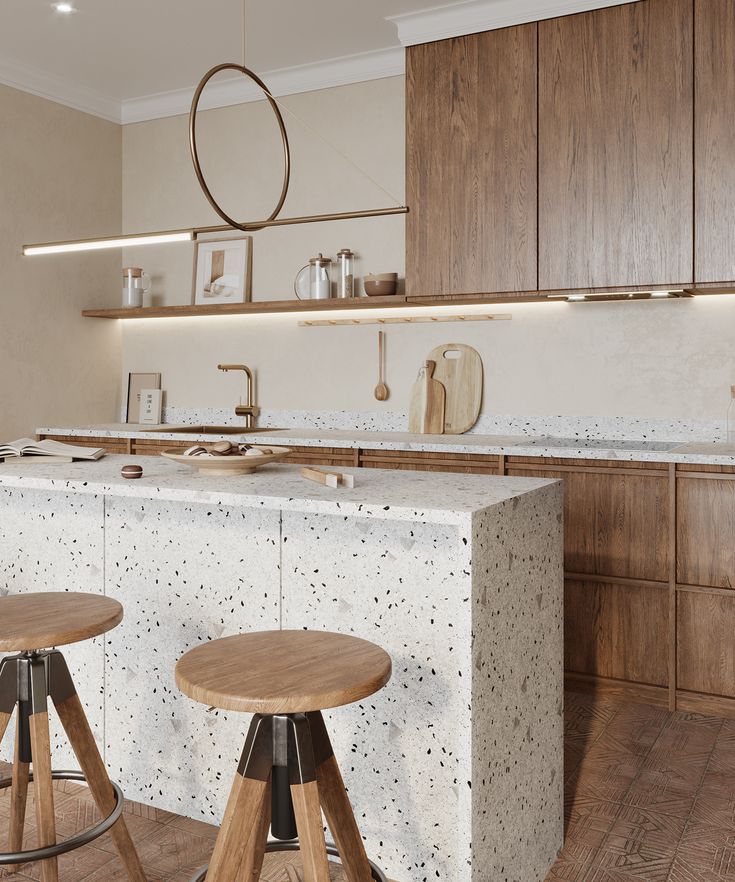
[82,296,411,319]
[81,295,518,320]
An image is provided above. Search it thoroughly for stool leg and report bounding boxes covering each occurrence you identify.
[28,709,58,882]
[208,715,272,882]
[290,780,330,882]
[53,693,147,882]
[208,773,269,881]
[8,711,31,872]
[309,713,372,882]
[235,776,271,882]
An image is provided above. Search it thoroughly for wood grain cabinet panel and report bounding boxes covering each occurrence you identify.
[406,24,537,297]
[677,478,735,588]
[507,466,670,581]
[538,0,693,290]
[565,580,669,686]
[695,0,735,282]
[678,591,735,696]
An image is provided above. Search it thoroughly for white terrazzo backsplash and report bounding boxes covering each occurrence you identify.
[152,406,729,443]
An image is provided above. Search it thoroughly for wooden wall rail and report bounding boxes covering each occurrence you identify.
[37,432,735,718]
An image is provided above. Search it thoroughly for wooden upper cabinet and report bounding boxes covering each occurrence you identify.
[538,0,694,291]
[406,25,537,297]
[695,0,735,283]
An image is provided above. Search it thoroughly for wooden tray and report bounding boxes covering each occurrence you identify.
[161,447,290,476]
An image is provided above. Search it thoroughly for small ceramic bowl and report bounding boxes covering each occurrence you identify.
[363,273,398,297]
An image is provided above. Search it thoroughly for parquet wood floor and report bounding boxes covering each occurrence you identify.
[2,691,732,881]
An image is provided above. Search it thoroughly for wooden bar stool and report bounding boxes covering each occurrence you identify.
[0,592,146,882]
[175,629,392,882]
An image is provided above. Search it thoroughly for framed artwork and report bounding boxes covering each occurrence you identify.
[192,236,252,305]
[126,373,161,424]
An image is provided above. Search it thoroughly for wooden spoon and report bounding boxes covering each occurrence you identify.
[374,330,389,401]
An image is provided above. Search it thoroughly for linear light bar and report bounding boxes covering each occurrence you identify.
[23,230,194,256]
[546,289,688,303]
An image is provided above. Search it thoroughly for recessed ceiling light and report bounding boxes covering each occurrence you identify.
[52,2,77,13]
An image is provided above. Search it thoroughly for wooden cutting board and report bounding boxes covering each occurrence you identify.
[408,360,446,434]
[426,344,483,434]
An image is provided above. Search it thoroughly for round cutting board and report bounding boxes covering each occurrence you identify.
[426,344,483,434]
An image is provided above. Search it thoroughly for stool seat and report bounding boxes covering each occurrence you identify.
[175,629,392,714]
[0,592,123,652]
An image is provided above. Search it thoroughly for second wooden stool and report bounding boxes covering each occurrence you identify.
[0,591,145,882]
[175,629,392,882]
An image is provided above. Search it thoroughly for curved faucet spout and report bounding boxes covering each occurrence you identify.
[217,364,259,428]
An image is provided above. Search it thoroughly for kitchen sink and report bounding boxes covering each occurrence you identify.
[140,425,284,435]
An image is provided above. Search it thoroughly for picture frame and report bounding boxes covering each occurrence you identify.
[126,373,161,424]
[139,389,163,425]
[192,236,252,305]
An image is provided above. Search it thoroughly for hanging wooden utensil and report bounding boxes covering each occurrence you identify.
[374,330,389,401]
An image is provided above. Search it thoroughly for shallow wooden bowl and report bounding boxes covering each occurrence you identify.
[161,446,290,476]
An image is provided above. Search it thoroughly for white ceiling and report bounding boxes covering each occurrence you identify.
[0,1,431,100]
[0,0,639,123]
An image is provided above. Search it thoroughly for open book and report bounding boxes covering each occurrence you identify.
[0,438,106,462]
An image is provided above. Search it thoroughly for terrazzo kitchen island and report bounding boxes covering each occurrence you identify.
[0,455,563,882]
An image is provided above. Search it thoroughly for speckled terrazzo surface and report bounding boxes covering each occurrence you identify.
[37,420,735,465]
[0,463,564,881]
[0,456,557,525]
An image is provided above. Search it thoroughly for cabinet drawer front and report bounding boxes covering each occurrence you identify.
[507,467,670,581]
[565,579,669,686]
[678,591,735,696]
[677,478,735,588]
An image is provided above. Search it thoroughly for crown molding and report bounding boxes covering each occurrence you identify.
[0,53,120,122]
[120,47,405,125]
[387,0,643,46]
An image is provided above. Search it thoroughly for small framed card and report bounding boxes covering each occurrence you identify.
[139,389,163,425]
[126,373,161,423]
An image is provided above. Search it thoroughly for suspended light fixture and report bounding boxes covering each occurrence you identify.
[23,2,408,257]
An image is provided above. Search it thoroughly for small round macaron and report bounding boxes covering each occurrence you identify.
[121,464,143,480]
[211,440,234,456]
[183,445,207,457]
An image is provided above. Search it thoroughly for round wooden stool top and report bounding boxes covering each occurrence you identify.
[175,630,392,714]
[0,592,123,651]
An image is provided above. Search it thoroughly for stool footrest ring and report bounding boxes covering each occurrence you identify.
[190,839,389,882]
[0,770,125,865]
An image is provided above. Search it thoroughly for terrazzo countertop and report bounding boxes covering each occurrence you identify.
[0,454,556,525]
[37,423,735,465]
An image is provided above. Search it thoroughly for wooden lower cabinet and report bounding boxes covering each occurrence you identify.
[38,435,735,716]
[507,459,670,581]
[677,590,735,697]
[565,579,669,687]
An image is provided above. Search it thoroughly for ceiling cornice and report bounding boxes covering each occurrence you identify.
[0,53,120,122]
[123,47,405,125]
[387,0,643,46]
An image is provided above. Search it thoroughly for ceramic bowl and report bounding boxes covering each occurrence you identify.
[363,273,398,297]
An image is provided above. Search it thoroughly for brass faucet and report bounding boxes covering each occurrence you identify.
[217,364,261,429]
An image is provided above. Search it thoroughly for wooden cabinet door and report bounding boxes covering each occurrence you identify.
[695,0,735,283]
[565,580,669,686]
[506,463,671,582]
[678,591,735,696]
[677,477,735,588]
[539,0,693,290]
[406,24,537,297]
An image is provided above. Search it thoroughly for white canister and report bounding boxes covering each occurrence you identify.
[122,267,151,308]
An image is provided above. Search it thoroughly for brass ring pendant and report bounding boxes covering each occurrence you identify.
[189,63,291,232]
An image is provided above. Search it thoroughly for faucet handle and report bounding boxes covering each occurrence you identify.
[235,405,261,418]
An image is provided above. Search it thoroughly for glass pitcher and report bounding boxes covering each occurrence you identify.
[294,254,332,300]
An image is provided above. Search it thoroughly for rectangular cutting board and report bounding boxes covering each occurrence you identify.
[426,344,483,434]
